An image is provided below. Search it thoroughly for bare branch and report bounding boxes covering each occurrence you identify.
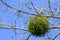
[29,0,39,14]
[25,34,31,40]
[0,22,28,31]
[48,0,54,16]
[0,22,15,28]
[0,27,28,31]
[1,0,60,19]
[17,10,60,18]
[45,16,60,18]
[23,2,33,11]
[51,32,60,40]
[0,0,17,11]
[49,26,60,30]
[0,0,37,15]
[17,10,37,15]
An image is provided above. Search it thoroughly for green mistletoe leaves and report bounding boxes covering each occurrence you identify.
[28,16,50,37]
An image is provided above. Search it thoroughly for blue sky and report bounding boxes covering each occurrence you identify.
[0,0,60,40]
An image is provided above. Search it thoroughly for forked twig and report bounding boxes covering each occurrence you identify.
[29,0,39,14]
[48,0,54,16]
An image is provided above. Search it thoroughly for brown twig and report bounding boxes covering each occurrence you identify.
[49,26,60,30]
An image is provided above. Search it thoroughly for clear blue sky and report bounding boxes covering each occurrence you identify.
[0,0,60,40]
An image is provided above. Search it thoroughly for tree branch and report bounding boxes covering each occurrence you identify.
[1,0,60,18]
[29,0,39,14]
[0,22,28,31]
[51,32,60,40]
[0,27,28,31]
[48,0,54,16]
[0,0,17,11]
[25,34,31,40]
[49,26,60,30]
[17,10,37,15]
[0,0,37,15]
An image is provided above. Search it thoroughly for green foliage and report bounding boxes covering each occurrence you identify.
[28,16,50,37]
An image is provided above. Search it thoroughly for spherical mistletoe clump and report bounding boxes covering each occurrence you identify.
[28,16,49,37]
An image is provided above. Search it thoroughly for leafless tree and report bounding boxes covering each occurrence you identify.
[0,0,60,40]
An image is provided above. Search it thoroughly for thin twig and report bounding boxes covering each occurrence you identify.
[48,0,54,16]
[25,34,31,40]
[24,2,33,10]
[51,32,60,40]
[49,26,60,30]
[0,0,17,11]
[17,10,60,18]
[0,27,28,31]
[29,0,39,14]
[1,0,60,18]
[0,0,36,15]
[17,10,37,15]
